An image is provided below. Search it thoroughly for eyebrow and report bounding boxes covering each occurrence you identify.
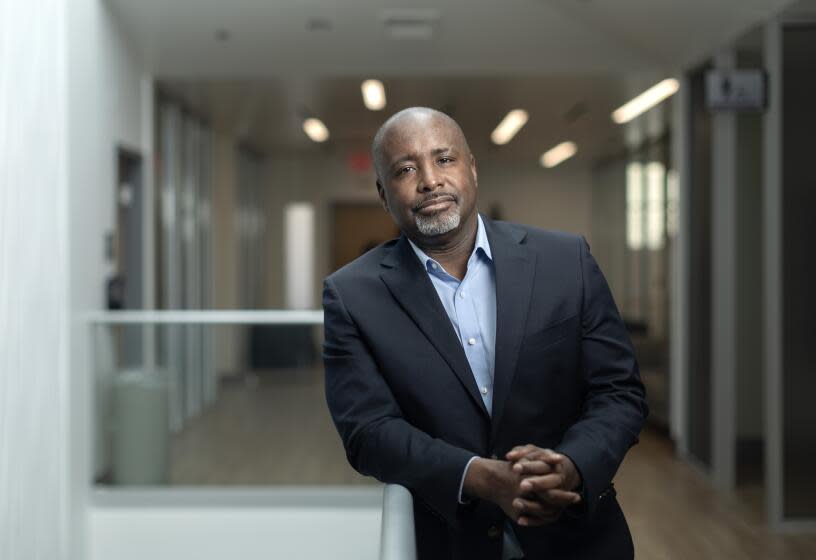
[388,146,455,171]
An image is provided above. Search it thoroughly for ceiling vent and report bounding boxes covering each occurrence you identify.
[381,9,439,41]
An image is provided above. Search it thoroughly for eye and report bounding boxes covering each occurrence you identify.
[395,166,414,177]
[438,156,454,165]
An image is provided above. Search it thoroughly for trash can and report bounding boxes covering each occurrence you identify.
[112,369,170,485]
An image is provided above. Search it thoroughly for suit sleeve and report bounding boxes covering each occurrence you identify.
[555,237,648,520]
[322,277,476,525]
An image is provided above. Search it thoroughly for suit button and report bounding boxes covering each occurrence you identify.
[487,525,501,539]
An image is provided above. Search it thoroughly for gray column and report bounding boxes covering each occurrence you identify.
[710,51,738,491]
[670,75,691,454]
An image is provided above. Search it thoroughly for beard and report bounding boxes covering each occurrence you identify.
[414,204,461,236]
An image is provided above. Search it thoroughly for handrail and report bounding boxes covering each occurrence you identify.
[82,309,324,325]
[379,484,416,560]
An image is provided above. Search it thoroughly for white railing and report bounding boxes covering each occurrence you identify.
[379,485,417,560]
[83,309,324,324]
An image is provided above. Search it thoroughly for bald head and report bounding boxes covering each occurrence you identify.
[372,107,471,181]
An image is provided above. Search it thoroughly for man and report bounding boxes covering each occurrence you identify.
[323,107,647,559]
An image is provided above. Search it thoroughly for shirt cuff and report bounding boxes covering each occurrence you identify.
[457,456,480,504]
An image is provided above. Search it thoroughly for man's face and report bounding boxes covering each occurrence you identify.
[375,113,478,241]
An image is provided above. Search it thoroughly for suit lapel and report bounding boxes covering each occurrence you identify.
[484,219,537,443]
[379,236,491,419]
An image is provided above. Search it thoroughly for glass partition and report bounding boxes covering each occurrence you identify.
[781,23,816,520]
[89,311,373,488]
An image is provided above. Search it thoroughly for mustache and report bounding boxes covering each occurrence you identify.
[413,193,458,212]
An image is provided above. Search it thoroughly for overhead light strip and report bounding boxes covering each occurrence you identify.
[611,78,680,124]
[490,109,529,145]
[540,141,577,168]
[361,79,386,111]
[303,118,330,143]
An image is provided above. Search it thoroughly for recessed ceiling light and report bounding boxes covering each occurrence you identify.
[611,79,680,124]
[490,109,529,145]
[361,79,386,111]
[540,141,577,168]
[303,118,330,143]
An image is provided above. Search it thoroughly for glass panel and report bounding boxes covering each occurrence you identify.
[645,162,665,251]
[782,24,816,519]
[687,65,713,468]
[666,169,679,238]
[626,162,644,251]
[92,320,370,487]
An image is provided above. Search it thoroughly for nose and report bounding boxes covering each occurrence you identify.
[417,163,443,191]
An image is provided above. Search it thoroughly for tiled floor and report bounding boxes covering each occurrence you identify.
[169,368,816,558]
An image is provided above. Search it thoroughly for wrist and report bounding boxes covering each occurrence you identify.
[462,457,503,502]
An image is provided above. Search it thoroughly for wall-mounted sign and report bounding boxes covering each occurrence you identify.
[705,69,767,111]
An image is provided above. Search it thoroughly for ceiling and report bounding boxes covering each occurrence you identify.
[110,0,797,77]
[114,0,800,164]
[163,75,648,167]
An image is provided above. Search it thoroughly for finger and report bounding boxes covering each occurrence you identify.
[541,489,582,506]
[512,460,554,475]
[517,513,559,527]
[505,445,538,460]
[520,473,566,492]
[520,449,566,465]
[512,497,557,516]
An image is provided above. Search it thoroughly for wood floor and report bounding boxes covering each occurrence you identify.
[168,367,816,559]
[616,432,816,559]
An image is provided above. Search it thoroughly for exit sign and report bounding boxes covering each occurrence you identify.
[705,69,767,111]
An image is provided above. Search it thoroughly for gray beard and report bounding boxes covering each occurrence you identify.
[414,208,461,236]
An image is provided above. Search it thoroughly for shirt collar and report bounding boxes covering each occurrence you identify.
[407,214,493,273]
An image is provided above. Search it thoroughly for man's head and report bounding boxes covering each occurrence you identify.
[372,107,478,242]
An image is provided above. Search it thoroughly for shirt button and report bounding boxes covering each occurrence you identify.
[468,337,476,345]
[480,386,488,395]
[430,262,438,269]
[487,525,501,539]
[459,292,465,299]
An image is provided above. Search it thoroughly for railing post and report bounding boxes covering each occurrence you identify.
[379,484,417,560]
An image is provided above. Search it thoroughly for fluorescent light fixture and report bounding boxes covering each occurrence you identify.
[303,118,330,142]
[540,141,577,168]
[490,109,529,145]
[361,79,386,111]
[611,78,680,124]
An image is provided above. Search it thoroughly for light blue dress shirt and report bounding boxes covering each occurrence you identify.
[408,216,524,559]
[407,214,497,414]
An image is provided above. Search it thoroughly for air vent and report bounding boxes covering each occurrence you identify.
[306,18,333,32]
[381,9,439,41]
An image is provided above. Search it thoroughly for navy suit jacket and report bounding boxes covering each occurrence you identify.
[323,217,648,559]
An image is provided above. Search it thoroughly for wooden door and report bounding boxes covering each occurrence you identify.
[331,203,400,272]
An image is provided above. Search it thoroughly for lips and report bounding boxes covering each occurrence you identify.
[415,195,456,212]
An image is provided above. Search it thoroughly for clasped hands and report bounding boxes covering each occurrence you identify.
[463,445,583,527]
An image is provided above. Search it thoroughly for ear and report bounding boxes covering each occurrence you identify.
[376,180,389,212]
[470,154,478,188]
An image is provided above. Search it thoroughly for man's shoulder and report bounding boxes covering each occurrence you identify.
[489,219,584,250]
[325,237,400,287]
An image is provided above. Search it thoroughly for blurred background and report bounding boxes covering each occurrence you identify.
[1,0,815,558]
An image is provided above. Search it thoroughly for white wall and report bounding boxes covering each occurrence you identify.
[1,0,150,555]
[68,0,151,557]
[89,489,383,560]
[0,1,70,558]
[90,507,381,560]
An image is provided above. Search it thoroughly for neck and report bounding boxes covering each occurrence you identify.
[411,212,479,280]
